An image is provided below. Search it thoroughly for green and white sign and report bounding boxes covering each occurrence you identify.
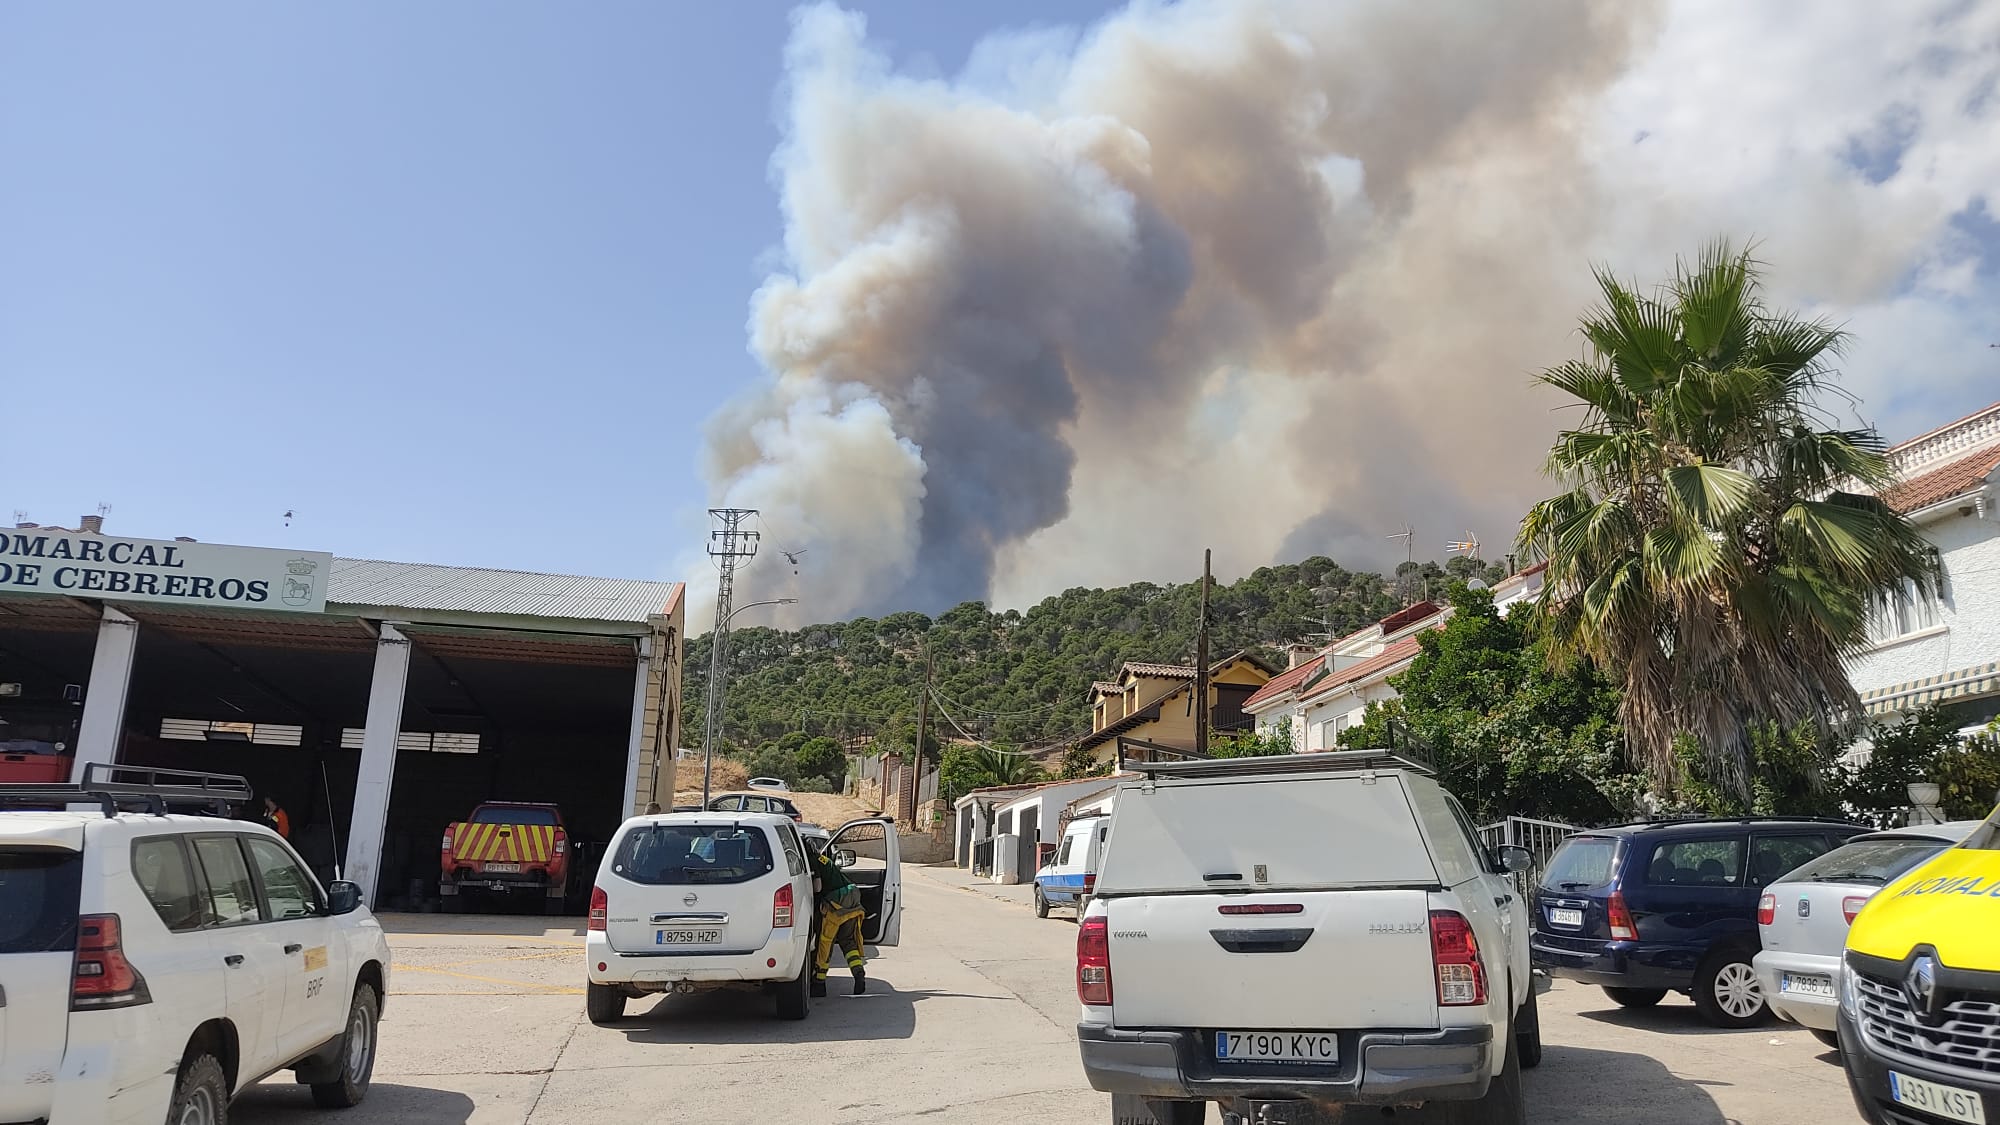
[0,530,332,613]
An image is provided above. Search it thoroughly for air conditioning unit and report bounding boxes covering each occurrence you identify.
[0,683,22,697]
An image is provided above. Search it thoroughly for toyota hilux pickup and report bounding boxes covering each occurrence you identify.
[441,801,570,914]
[1075,752,1542,1125]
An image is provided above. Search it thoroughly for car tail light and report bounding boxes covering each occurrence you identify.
[72,914,150,1010]
[441,831,453,852]
[1077,915,1113,1006]
[554,830,567,856]
[588,886,607,932]
[1607,892,1638,942]
[1082,873,1097,895]
[774,883,795,929]
[1217,903,1304,915]
[1429,910,1487,1007]
[1757,893,1777,926]
[1842,895,1870,925]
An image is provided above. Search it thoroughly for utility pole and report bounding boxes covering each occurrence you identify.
[908,644,932,827]
[700,508,760,807]
[1194,549,1211,757]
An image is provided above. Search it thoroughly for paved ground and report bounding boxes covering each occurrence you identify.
[233,865,1865,1124]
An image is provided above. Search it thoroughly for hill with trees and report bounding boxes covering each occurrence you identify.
[685,554,1507,769]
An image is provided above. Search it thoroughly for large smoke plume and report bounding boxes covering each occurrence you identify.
[695,0,2000,627]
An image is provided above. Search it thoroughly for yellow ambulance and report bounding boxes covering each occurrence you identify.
[1839,806,2000,1125]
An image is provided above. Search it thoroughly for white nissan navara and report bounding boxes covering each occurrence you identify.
[1076,752,1543,1125]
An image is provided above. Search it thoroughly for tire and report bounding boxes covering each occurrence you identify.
[1812,1028,1842,1051]
[1516,982,1544,1070]
[442,893,466,915]
[774,954,813,1021]
[310,984,380,1108]
[1603,986,1668,1009]
[1693,951,1771,1028]
[1437,1024,1525,1125]
[541,895,565,917]
[168,1052,229,1125]
[585,981,627,1025]
[1034,887,1050,919]
[1109,1093,1203,1125]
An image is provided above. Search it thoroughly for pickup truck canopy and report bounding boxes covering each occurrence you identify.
[1095,770,1441,895]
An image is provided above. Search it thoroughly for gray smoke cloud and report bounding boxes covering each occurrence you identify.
[694,0,2000,626]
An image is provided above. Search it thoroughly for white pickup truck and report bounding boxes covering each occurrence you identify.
[1075,752,1543,1125]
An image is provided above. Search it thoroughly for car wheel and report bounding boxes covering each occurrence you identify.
[774,954,813,1021]
[1109,1093,1203,1124]
[1034,887,1049,919]
[1516,981,1544,1070]
[310,984,380,1108]
[168,1052,229,1125]
[1602,986,1668,1009]
[1811,1028,1842,1051]
[1693,951,1771,1028]
[1436,1025,1524,1125]
[585,981,627,1025]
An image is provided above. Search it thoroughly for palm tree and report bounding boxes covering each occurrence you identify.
[1518,242,1940,800]
[969,746,1046,786]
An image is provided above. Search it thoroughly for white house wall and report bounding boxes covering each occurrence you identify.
[1848,511,2000,696]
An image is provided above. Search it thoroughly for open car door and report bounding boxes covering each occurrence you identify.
[830,817,901,947]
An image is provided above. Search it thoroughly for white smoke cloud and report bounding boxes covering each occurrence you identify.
[694,0,2000,626]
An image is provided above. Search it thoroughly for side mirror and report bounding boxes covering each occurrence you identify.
[835,849,858,869]
[326,880,363,916]
[1494,845,1534,875]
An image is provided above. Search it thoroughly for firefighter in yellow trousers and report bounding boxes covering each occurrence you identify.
[809,843,867,996]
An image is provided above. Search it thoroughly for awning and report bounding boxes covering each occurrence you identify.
[1860,661,2000,716]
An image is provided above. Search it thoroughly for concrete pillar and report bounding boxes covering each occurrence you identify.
[620,636,652,817]
[345,624,411,906]
[71,606,139,783]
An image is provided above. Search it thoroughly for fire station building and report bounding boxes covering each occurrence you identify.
[0,517,684,909]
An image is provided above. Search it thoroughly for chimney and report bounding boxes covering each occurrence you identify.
[1287,643,1320,670]
[79,515,103,534]
[14,522,34,530]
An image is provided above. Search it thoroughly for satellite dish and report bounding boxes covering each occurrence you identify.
[1467,578,1489,591]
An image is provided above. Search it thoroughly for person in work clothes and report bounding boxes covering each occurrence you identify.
[808,843,867,996]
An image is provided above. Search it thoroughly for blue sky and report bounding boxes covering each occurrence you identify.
[0,1,1110,579]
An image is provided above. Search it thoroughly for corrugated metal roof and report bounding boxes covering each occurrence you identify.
[328,558,683,624]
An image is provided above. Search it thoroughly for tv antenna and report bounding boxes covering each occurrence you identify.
[1386,525,1415,566]
[96,502,112,520]
[11,510,26,526]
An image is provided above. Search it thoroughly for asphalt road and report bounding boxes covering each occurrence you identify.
[231,866,1866,1124]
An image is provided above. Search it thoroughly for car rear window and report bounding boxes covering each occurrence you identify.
[474,807,558,826]
[1645,837,1744,886]
[0,848,82,953]
[1784,837,1950,885]
[1540,836,1619,889]
[612,824,775,885]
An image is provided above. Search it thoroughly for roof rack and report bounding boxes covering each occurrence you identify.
[0,763,253,819]
[1596,815,1867,830]
[1125,749,1436,780]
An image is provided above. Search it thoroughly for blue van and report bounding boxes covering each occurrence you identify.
[1530,817,1866,1027]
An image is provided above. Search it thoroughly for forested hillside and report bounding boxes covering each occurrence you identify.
[686,555,1507,756]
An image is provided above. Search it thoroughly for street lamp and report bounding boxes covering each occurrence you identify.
[701,597,797,806]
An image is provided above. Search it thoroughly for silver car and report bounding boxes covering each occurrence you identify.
[1752,820,1979,1046]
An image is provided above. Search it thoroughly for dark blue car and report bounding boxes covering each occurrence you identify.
[1530,817,1867,1027]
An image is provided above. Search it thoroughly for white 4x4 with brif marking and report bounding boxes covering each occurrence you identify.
[1076,752,1544,1125]
[0,765,392,1125]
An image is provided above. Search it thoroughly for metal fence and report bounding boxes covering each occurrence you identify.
[1478,815,1580,893]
